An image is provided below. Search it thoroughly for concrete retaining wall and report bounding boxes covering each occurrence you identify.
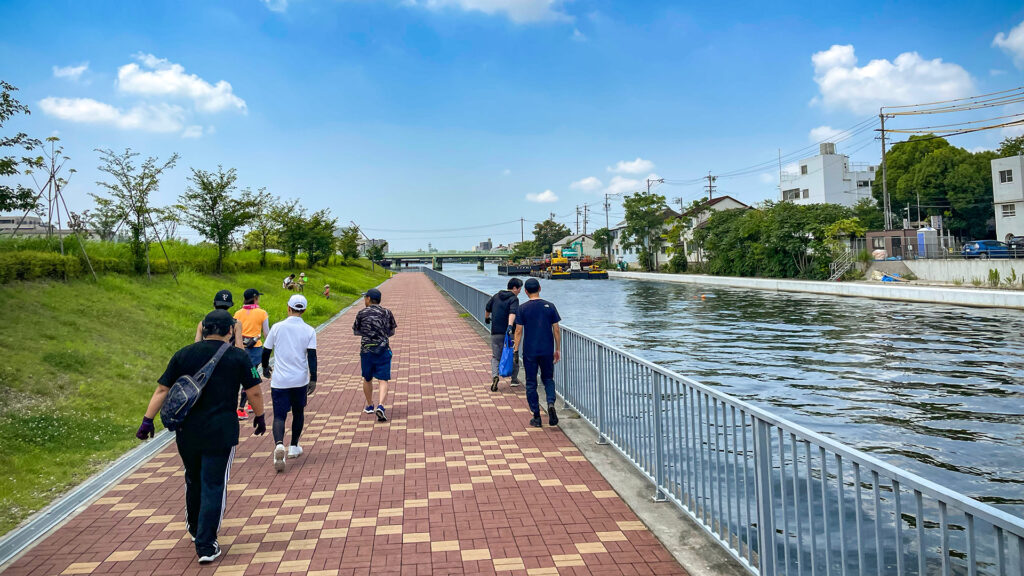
[609,270,1024,310]
[904,259,1024,286]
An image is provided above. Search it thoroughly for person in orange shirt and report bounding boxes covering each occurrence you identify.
[234,288,271,420]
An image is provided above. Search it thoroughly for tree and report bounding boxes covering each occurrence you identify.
[337,226,360,260]
[0,81,43,213]
[301,208,337,267]
[179,166,255,274]
[532,217,571,255]
[272,199,305,266]
[997,135,1024,157]
[246,187,277,266]
[150,206,181,241]
[88,194,123,241]
[96,148,179,275]
[592,227,612,259]
[852,197,884,231]
[366,243,386,263]
[621,190,669,271]
[511,240,540,260]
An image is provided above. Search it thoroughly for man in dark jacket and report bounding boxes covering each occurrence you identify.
[136,310,266,565]
[484,277,522,392]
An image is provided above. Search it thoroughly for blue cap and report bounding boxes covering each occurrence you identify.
[362,288,382,301]
[524,278,541,293]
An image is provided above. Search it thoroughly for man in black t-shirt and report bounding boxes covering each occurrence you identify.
[484,278,522,391]
[136,310,266,565]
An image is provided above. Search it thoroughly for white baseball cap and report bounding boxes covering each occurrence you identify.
[288,294,308,311]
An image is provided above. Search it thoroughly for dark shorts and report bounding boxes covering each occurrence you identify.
[361,349,393,382]
[271,386,307,415]
[246,346,262,368]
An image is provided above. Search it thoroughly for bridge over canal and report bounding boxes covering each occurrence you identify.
[385,250,513,270]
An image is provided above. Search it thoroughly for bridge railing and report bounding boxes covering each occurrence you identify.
[418,266,1024,576]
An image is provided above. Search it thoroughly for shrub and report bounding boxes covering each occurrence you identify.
[668,252,688,273]
[988,268,1000,288]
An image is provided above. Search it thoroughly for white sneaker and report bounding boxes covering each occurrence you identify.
[287,445,303,459]
[273,444,286,472]
[198,542,221,564]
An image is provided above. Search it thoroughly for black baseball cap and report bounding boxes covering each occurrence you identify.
[524,278,541,293]
[243,288,263,300]
[362,288,382,301]
[213,289,234,308]
[203,309,234,331]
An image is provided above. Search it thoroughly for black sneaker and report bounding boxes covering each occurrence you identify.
[376,405,388,422]
[510,379,521,388]
[491,376,499,392]
[197,542,221,564]
[548,404,559,427]
[529,413,542,428]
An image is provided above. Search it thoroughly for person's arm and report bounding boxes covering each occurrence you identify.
[194,321,203,343]
[143,385,171,420]
[261,317,270,340]
[387,311,397,337]
[514,324,523,352]
[261,347,273,376]
[484,295,494,323]
[245,383,265,416]
[233,323,243,349]
[552,323,561,364]
[352,315,362,336]
[306,349,318,393]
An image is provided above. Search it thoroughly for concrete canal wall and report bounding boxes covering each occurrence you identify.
[904,259,1024,285]
[610,270,1024,310]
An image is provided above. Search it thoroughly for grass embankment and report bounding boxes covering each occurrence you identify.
[0,260,389,535]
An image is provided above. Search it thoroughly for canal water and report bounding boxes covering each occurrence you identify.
[437,264,1024,520]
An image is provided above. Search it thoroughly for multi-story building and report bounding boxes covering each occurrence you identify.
[678,196,750,262]
[475,238,493,252]
[0,215,66,236]
[992,154,1024,242]
[780,143,877,207]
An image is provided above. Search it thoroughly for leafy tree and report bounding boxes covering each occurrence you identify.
[592,227,611,259]
[997,135,1024,157]
[246,187,277,266]
[511,240,540,259]
[0,81,43,213]
[301,208,337,267]
[272,199,305,266]
[337,226,360,260]
[823,217,867,256]
[852,197,884,231]
[532,217,571,255]
[88,194,123,241]
[621,190,669,271]
[179,166,255,273]
[151,206,181,241]
[366,243,386,263]
[96,148,179,275]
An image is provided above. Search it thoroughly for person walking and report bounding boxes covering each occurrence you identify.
[484,278,522,392]
[195,290,243,348]
[261,294,317,472]
[233,288,271,420]
[513,278,562,428]
[353,288,397,422]
[136,310,266,565]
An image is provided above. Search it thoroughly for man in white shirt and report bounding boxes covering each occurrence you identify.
[261,294,317,472]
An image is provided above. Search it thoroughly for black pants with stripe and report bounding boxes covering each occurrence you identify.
[176,440,234,557]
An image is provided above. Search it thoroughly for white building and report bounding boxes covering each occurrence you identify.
[992,155,1024,241]
[607,208,680,269]
[552,233,602,258]
[780,143,877,207]
[678,196,750,263]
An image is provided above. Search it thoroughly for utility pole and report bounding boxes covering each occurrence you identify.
[583,204,589,235]
[646,178,664,194]
[778,148,783,199]
[704,172,717,200]
[880,110,893,230]
[604,193,611,262]
[672,196,684,213]
[520,217,524,243]
[576,205,581,235]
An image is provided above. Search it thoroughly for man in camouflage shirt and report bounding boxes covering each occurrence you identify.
[353,288,397,421]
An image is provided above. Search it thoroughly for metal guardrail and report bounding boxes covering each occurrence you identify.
[419,266,1024,576]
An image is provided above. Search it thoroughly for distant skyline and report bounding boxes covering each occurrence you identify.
[2,1,1023,250]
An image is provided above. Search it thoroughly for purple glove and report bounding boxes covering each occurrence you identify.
[253,414,266,436]
[136,417,155,440]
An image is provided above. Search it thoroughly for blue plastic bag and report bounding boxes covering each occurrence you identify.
[498,333,515,377]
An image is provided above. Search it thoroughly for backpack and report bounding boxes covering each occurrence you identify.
[160,342,232,432]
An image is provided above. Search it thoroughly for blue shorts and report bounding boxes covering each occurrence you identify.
[271,386,307,415]
[361,349,392,382]
[246,346,262,368]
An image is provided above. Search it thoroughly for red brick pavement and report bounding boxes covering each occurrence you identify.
[4,272,687,576]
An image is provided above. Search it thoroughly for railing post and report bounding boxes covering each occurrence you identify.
[753,417,777,576]
[651,371,667,502]
[596,346,608,445]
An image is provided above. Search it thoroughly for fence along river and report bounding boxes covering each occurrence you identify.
[429,264,1024,575]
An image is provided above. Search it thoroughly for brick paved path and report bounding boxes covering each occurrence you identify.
[5,273,686,576]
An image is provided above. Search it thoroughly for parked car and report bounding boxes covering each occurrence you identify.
[1008,236,1024,252]
[961,240,1011,259]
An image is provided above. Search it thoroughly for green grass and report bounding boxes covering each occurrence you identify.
[0,260,389,535]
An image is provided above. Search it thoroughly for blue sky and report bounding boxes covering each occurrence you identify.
[2,0,1023,250]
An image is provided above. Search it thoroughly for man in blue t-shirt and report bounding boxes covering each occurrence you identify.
[513,277,562,428]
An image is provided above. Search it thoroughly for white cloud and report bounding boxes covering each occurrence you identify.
[526,189,559,203]
[809,125,844,142]
[994,20,1024,69]
[501,168,511,176]
[811,44,974,114]
[53,63,88,81]
[181,125,204,139]
[569,176,602,191]
[604,175,641,195]
[118,53,247,114]
[759,173,776,185]
[607,157,655,174]
[38,97,186,133]
[262,0,288,12]
[571,28,586,42]
[404,0,569,23]
[991,69,1008,76]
